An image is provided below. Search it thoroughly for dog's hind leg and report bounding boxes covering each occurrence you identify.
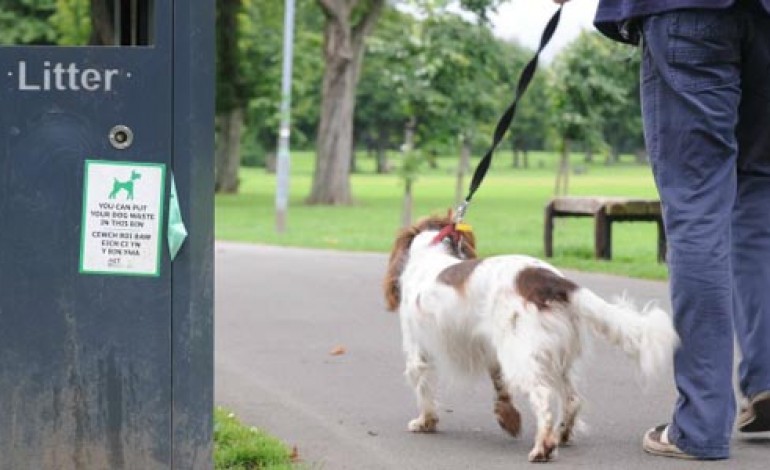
[500,348,559,461]
[559,372,582,445]
[526,383,560,462]
[405,352,439,432]
[490,365,521,437]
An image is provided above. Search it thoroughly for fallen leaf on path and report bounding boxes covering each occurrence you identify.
[329,345,347,356]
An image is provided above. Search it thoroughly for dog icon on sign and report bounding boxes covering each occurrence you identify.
[108,170,142,200]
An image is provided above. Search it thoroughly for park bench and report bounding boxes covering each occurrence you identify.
[544,196,666,262]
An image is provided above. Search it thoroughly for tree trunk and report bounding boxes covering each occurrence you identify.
[376,147,389,174]
[605,146,620,165]
[455,135,472,204]
[554,138,570,196]
[310,45,357,203]
[265,152,277,174]
[214,0,244,193]
[428,150,438,169]
[89,0,114,45]
[403,116,416,153]
[375,127,390,173]
[308,0,385,205]
[523,149,530,169]
[350,136,358,174]
[215,107,244,193]
[401,179,413,228]
[365,132,376,158]
[400,116,418,225]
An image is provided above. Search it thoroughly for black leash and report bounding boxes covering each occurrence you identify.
[454,6,563,223]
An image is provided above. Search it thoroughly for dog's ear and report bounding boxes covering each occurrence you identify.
[384,226,417,312]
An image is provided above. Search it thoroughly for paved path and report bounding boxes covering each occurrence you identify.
[215,242,769,469]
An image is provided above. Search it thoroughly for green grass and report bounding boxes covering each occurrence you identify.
[216,151,668,279]
[214,407,297,470]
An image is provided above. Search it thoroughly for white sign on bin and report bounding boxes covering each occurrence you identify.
[80,160,166,276]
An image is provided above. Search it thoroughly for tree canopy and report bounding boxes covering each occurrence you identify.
[3,1,646,199]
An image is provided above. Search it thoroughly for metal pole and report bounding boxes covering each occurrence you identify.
[275,0,296,233]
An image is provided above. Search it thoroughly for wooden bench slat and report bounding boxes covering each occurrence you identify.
[545,196,666,262]
[551,197,661,216]
[552,197,604,214]
[605,201,661,216]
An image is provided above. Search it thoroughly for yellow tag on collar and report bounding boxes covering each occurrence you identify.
[455,223,473,233]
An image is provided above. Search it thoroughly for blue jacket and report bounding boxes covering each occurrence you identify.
[595,0,770,43]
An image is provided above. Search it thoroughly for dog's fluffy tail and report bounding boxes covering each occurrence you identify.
[571,288,678,379]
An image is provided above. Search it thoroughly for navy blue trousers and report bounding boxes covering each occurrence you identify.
[641,3,770,459]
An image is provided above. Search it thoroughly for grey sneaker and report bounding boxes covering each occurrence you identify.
[738,391,770,433]
[642,424,695,460]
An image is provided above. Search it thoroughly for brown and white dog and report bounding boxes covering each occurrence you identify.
[384,214,677,462]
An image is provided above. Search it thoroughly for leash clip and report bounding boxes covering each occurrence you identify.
[430,201,473,258]
[453,200,469,224]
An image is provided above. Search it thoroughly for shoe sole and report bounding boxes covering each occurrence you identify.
[740,391,770,433]
[643,446,696,460]
[642,431,696,460]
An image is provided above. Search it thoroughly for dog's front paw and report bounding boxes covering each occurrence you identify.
[528,437,558,463]
[408,414,438,433]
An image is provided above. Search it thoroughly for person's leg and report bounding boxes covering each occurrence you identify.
[733,8,770,421]
[641,9,744,459]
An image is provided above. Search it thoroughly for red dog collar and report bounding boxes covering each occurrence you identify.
[431,225,458,246]
[430,223,473,246]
